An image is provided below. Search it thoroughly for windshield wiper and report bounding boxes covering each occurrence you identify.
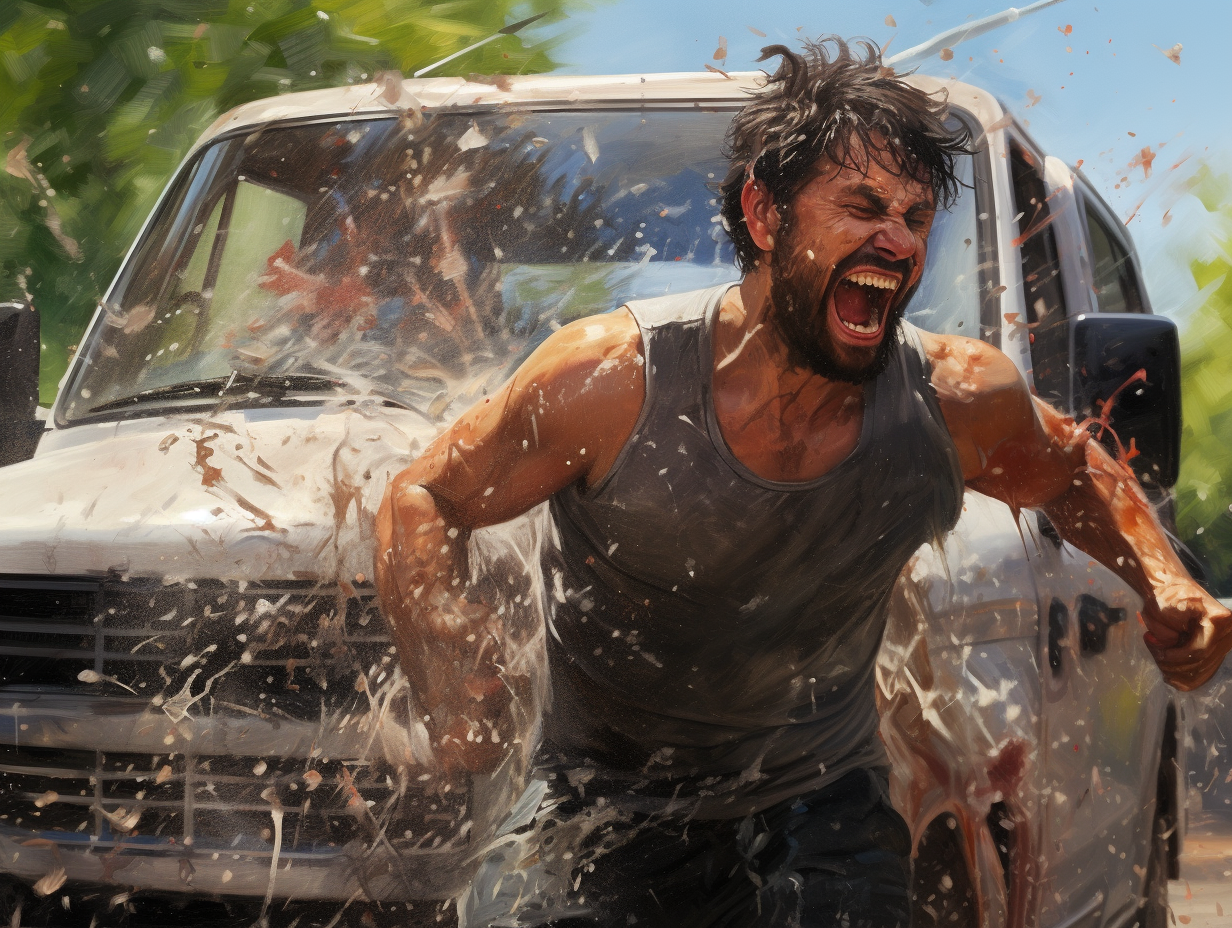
[87,372,347,414]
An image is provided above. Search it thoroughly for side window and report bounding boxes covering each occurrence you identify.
[1009,142,1068,409]
[1085,202,1144,314]
[134,181,307,380]
[900,145,981,338]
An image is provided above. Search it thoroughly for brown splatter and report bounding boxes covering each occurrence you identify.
[230,491,283,533]
[1161,209,1172,227]
[158,433,179,453]
[713,36,728,62]
[122,303,157,335]
[939,47,953,61]
[1129,146,1156,179]
[377,70,404,104]
[885,14,897,27]
[987,739,1028,793]
[4,136,37,186]
[1076,368,1148,464]
[42,207,82,261]
[1058,24,1073,36]
[303,769,323,791]
[191,434,224,488]
[236,457,281,488]
[747,25,766,37]
[1011,208,1063,248]
[1025,89,1042,108]
[704,63,731,78]
[1158,42,1182,64]
[193,22,209,39]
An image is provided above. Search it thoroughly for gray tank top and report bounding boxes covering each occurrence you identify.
[541,283,963,818]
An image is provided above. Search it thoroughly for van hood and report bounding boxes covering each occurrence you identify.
[0,405,432,581]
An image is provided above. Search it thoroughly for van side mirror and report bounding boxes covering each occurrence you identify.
[0,301,42,466]
[1070,313,1181,490]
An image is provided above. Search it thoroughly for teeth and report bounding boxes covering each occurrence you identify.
[845,271,898,290]
[841,318,879,335]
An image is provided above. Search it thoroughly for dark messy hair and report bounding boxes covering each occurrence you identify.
[719,36,972,273]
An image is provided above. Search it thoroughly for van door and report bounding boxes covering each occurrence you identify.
[1009,138,1108,928]
[1073,189,1171,926]
[1013,141,1167,928]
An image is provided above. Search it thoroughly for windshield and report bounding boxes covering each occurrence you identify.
[61,109,982,425]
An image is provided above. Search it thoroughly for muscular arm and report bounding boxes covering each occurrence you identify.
[924,331,1232,691]
[374,310,645,772]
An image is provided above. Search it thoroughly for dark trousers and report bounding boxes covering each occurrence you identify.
[543,767,912,928]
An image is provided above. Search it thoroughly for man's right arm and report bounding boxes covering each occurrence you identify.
[374,309,645,773]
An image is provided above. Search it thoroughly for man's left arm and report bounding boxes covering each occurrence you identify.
[923,331,1232,691]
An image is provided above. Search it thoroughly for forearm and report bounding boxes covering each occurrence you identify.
[1041,434,1187,604]
[375,477,512,773]
[1038,417,1231,690]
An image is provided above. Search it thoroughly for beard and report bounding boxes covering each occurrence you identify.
[768,226,913,385]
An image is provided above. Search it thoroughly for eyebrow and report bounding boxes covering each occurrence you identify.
[847,183,935,218]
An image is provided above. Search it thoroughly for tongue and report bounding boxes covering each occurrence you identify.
[834,279,874,327]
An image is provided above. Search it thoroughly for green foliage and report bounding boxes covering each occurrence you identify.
[1175,169,1232,595]
[0,0,576,402]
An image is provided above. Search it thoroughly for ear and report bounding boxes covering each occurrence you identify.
[740,177,781,258]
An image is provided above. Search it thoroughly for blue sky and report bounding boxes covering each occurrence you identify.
[543,0,1232,317]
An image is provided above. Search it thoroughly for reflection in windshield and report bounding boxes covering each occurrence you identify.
[64,109,978,427]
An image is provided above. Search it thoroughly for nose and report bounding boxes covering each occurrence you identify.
[871,215,916,263]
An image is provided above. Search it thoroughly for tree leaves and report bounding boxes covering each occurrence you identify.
[0,0,576,402]
[1176,168,1232,594]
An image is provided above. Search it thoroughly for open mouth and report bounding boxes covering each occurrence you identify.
[830,269,902,341]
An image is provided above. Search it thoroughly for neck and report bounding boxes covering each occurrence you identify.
[718,267,861,410]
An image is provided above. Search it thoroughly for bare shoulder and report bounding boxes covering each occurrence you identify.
[917,330,1035,480]
[917,330,1025,406]
[508,308,645,421]
[401,308,646,526]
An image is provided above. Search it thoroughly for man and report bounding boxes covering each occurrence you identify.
[375,38,1232,927]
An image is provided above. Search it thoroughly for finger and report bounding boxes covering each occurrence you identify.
[1142,607,1196,639]
[1144,629,1182,650]
[1155,618,1221,661]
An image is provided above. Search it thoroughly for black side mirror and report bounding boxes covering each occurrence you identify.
[1070,312,1181,489]
[0,301,42,467]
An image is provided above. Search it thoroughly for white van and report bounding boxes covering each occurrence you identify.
[0,71,1185,928]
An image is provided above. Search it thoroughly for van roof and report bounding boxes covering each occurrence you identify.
[195,71,1005,151]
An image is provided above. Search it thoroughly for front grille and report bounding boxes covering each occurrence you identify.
[0,580,97,688]
[0,577,396,710]
[0,576,464,858]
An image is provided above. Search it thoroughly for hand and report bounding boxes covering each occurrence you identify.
[1143,577,1232,691]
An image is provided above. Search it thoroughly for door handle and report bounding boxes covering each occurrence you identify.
[1077,594,1126,656]
[1048,597,1068,675]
